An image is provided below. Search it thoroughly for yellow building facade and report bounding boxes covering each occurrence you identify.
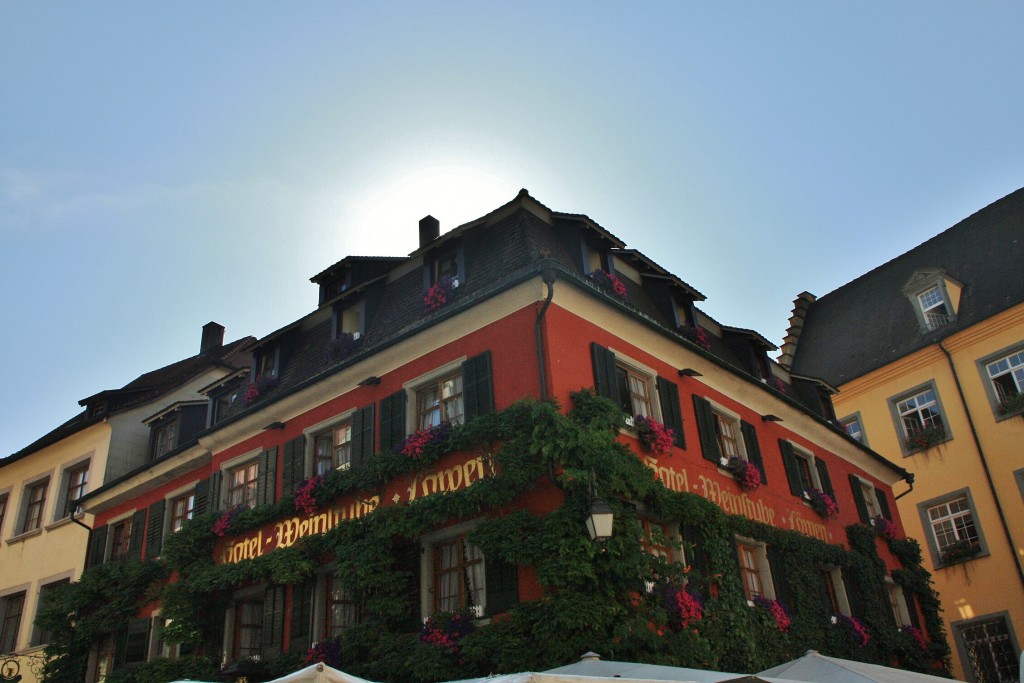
[785,187,1024,683]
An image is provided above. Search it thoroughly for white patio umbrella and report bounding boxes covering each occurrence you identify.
[758,650,965,683]
[267,662,379,683]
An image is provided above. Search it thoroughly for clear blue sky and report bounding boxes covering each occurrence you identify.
[2,2,1022,458]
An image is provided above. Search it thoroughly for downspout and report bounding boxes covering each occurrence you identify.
[938,340,1024,588]
[69,500,92,534]
[894,472,915,501]
[535,266,556,402]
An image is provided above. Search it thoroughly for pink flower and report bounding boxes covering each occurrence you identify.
[294,475,324,516]
[837,614,870,646]
[902,625,927,650]
[395,422,452,459]
[588,270,628,299]
[808,488,839,519]
[212,506,242,537]
[634,415,675,455]
[674,588,703,628]
[726,456,762,490]
[424,277,454,312]
[872,515,899,541]
[755,596,790,633]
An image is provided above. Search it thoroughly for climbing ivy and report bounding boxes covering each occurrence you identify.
[38,391,950,682]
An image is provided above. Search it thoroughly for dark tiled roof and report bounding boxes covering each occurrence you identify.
[791,187,1024,385]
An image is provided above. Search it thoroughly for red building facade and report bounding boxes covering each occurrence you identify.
[72,191,945,682]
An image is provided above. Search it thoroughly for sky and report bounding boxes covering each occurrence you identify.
[1,2,1022,459]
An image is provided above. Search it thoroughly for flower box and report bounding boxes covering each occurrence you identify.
[726,456,762,490]
[634,415,675,455]
[807,488,838,519]
[588,269,628,299]
[424,276,455,312]
[904,425,946,453]
[941,539,982,565]
[997,392,1024,416]
[678,324,712,351]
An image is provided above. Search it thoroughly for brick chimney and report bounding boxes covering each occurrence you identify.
[419,215,440,248]
[201,321,225,354]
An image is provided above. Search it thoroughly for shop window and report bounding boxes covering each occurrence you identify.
[0,591,25,654]
[953,613,1019,683]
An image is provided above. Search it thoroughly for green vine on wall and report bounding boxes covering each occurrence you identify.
[38,391,951,682]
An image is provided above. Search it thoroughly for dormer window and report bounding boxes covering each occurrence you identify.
[903,269,961,333]
[255,347,279,380]
[152,420,179,458]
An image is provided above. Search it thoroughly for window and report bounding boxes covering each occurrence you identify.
[780,442,836,504]
[918,489,988,568]
[254,346,280,381]
[918,286,951,330]
[57,462,89,520]
[314,421,352,474]
[233,598,263,661]
[983,347,1024,416]
[641,519,680,562]
[417,371,465,429]
[954,614,1019,683]
[887,579,911,628]
[735,539,774,602]
[0,592,25,653]
[324,574,361,637]
[432,535,485,615]
[169,493,195,533]
[0,493,8,539]
[109,517,134,561]
[840,415,865,443]
[616,365,653,419]
[714,412,741,459]
[32,579,70,646]
[20,478,49,534]
[821,567,850,616]
[891,384,949,453]
[227,461,260,509]
[211,384,243,425]
[692,396,766,481]
[848,474,891,524]
[152,420,179,458]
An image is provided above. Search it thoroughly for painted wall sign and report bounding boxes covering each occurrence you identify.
[643,456,833,542]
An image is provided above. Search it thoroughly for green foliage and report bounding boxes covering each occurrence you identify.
[44,391,950,682]
[102,655,219,683]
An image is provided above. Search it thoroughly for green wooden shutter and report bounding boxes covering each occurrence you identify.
[123,617,151,665]
[262,585,286,658]
[463,351,494,421]
[657,376,685,448]
[778,440,804,497]
[680,524,708,596]
[192,478,210,517]
[280,436,306,497]
[591,343,617,401]
[257,447,278,506]
[209,470,224,513]
[875,486,892,520]
[379,390,407,453]
[127,509,147,561]
[815,457,835,499]
[903,586,921,629]
[145,500,164,560]
[289,581,315,653]
[393,539,422,632]
[484,553,518,616]
[693,396,721,463]
[766,544,792,609]
[741,421,766,484]
[849,474,870,523]
[88,524,108,568]
[350,404,375,469]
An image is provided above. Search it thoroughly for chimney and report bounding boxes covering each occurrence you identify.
[201,321,225,354]
[419,215,440,248]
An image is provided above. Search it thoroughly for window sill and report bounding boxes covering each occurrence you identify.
[995,406,1024,422]
[903,436,952,457]
[935,549,989,570]
[5,528,43,544]
[44,516,74,532]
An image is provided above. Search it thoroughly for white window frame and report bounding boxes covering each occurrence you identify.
[821,565,851,617]
[851,474,884,520]
[165,484,198,536]
[224,586,265,663]
[304,410,356,478]
[978,343,1024,419]
[707,400,747,466]
[886,577,912,628]
[788,443,823,498]
[839,413,867,445]
[403,358,467,433]
[889,382,949,455]
[313,570,362,641]
[219,449,262,511]
[903,271,958,333]
[917,488,989,568]
[735,536,775,603]
[420,521,486,620]
[606,348,660,426]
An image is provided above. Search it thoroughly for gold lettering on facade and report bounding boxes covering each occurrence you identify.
[407,456,488,502]
[785,510,830,542]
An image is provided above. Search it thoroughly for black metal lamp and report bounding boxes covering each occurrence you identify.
[585,497,615,542]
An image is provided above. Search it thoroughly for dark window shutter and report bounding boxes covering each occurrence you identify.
[591,343,617,401]
[128,509,147,561]
[463,351,495,421]
[281,436,306,497]
[875,486,892,520]
[844,567,868,620]
[123,617,150,665]
[89,524,109,568]
[693,396,720,463]
[393,539,422,632]
[779,440,804,497]
[351,404,375,469]
[903,586,921,629]
[766,545,792,609]
[656,376,685,448]
[257,447,278,507]
[289,581,314,653]
[484,554,518,616]
[741,421,766,484]
[262,585,285,658]
[209,470,223,513]
[145,500,164,560]
[849,474,870,523]
[193,478,210,517]
[379,390,407,453]
[815,457,835,499]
